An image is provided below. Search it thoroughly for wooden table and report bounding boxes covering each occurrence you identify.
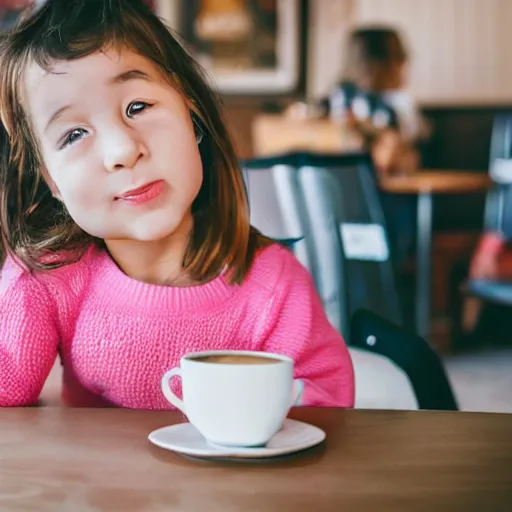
[381,172,491,340]
[252,114,363,156]
[1,407,511,511]
[380,172,491,195]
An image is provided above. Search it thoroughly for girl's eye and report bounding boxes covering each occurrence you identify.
[61,128,86,149]
[126,101,152,118]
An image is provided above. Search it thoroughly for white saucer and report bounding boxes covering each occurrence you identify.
[148,419,326,460]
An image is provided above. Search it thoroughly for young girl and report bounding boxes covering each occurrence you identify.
[0,0,354,409]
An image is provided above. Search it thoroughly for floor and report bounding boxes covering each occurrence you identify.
[443,347,512,413]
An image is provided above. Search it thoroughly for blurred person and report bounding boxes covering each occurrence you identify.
[328,26,430,176]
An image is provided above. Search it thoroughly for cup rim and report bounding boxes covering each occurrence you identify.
[181,350,293,366]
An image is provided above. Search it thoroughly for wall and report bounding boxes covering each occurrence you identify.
[308,0,512,105]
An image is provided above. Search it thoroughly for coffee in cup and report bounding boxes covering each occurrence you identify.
[161,350,300,448]
[192,354,280,365]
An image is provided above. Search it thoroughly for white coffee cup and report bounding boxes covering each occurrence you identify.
[161,350,301,447]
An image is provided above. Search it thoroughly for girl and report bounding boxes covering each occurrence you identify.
[0,0,354,408]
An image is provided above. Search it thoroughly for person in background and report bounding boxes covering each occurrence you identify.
[328,26,430,177]
[0,0,354,409]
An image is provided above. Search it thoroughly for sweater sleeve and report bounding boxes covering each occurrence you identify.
[256,250,355,408]
[0,258,60,406]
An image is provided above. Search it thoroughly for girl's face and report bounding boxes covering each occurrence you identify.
[23,48,203,243]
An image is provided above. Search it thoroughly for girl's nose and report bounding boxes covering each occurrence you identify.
[103,125,146,173]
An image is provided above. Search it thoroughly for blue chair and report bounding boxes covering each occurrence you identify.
[452,114,512,346]
[275,237,303,249]
[466,113,512,304]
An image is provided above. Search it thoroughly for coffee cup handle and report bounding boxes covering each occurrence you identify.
[161,368,185,412]
[292,379,304,406]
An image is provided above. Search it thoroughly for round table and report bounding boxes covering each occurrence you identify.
[1,407,511,511]
[380,171,491,340]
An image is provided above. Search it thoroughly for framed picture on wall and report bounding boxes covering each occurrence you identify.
[154,0,301,95]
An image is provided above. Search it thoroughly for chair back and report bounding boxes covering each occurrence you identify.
[242,158,316,276]
[485,113,512,239]
[297,152,402,340]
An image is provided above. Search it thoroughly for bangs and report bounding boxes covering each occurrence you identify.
[13,0,176,76]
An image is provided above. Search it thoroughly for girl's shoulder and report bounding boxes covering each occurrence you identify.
[0,244,99,298]
[245,242,311,293]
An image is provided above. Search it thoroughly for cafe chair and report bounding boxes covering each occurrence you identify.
[243,151,404,341]
[456,114,512,338]
[274,237,304,249]
[296,152,403,339]
[243,154,445,410]
[351,309,459,411]
[243,154,317,280]
[480,113,512,243]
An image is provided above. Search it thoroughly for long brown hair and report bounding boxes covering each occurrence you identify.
[343,26,408,92]
[0,0,269,283]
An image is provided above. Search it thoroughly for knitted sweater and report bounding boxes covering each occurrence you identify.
[0,244,354,409]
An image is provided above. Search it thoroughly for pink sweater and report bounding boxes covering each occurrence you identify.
[0,244,354,409]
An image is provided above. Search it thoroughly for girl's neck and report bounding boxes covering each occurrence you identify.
[104,214,196,286]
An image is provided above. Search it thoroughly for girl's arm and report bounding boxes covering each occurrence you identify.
[0,258,59,406]
[257,251,355,408]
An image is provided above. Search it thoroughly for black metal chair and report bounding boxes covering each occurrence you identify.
[243,153,446,409]
[296,152,403,340]
[243,151,403,342]
[351,309,458,410]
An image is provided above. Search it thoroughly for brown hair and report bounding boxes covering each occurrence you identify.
[0,0,269,283]
[343,26,408,92]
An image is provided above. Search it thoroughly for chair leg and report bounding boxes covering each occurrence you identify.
[449,261,477,350]
[461,296,483,333]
